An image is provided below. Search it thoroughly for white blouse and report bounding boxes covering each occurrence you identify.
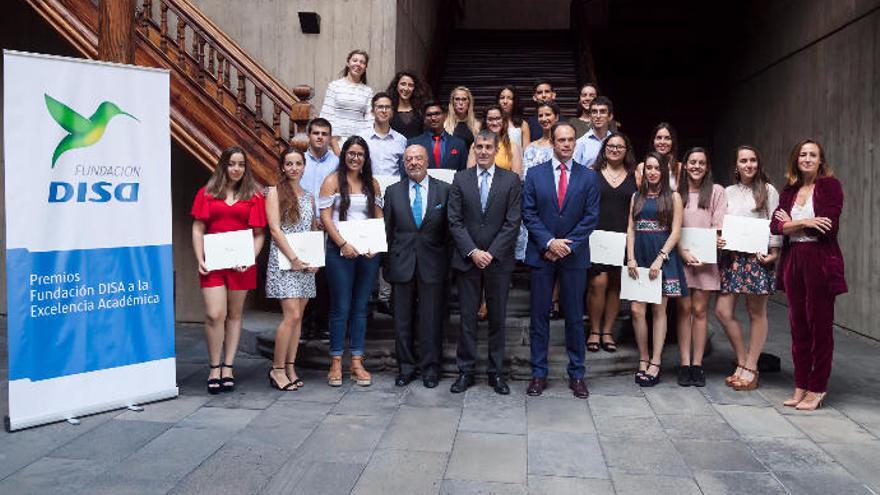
[318,193,383,226]
[790,194,818,243]
[725,183,783,248]
[320,78,374,141]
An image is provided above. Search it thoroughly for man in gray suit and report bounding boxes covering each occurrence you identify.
[447,129,522,395]
[384,144,451,388]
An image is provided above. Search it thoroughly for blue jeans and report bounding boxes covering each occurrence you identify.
[325,245,381,357]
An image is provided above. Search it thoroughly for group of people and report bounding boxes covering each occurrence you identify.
[190,49,846,411]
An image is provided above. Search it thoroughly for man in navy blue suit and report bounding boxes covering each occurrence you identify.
[522,122,600,399]
[403,100,467,174]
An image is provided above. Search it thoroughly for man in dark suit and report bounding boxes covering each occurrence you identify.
[522,122,600,399]
[403,100,467,173]
[384,144,451,388]
[447,129,522,395]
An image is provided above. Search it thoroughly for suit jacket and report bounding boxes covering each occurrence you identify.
[383,176,451,284]
[447,166,522,273]
[522,160,600,269]
[404,130,468,174]
[770,176,847,295]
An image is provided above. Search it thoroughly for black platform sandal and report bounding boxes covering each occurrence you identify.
[220,363,235,392]
[638,362,662,387]
[207,363,222,395]
[600,332,618,353]
[587,332,601,353]
[634,360,649,384]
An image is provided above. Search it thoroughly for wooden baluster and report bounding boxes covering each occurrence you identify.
[191,30,199,78]
[224,59,231,90]
[273,106,282,152]
[254,87,263,136]
[159,1,168,52]
[216,54,224,103]
[197,34,206,84]
[140,0,153,31]
[207,45,215,77]
[176,17,185,65]
[236,73,246,120]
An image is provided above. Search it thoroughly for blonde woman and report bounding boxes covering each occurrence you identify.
[444,86,477,151]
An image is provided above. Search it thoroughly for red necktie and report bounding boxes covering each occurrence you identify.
[433,135,442,168]
[557,163,568,209]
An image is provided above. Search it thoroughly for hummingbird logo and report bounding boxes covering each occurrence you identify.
[44,94,139,168]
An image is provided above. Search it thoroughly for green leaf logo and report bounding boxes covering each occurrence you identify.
[44,94,139,168]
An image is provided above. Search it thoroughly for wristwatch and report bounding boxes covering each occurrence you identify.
[657,249,669,261]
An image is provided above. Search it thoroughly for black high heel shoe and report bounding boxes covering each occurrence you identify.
[220,363,235,392]
[269,367,297,391]
[206,363,222,395]
[600,332,618,353]
[587,332,601,353]
[286,361,304,388]
[634,360,649,384]
[638,362,662,387]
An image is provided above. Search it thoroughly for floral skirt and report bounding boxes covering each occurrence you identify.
[720,252,776,295]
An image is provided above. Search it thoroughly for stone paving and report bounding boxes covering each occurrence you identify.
[1,301,879,494]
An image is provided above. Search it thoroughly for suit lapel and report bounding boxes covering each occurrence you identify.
[443,132,455,169]
[543,163,560,213]
[397,180,419,230]
[420,178,440,229]
[483,167,502,216]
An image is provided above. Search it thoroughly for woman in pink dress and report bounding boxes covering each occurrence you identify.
[676,147,726,387]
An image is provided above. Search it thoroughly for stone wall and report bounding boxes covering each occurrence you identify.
[713,0,880,339]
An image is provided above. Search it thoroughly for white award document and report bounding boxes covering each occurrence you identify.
[620,267,662,304]
[722,215,770,255]
[278,231,326,270]
[589,230,627,266]
[374,175,400,196]
[680,227,718,264]
[337,218,388,254]
[427,169,456,184]
[204,229,254,271]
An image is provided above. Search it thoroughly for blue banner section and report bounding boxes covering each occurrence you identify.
[6,245,175,381]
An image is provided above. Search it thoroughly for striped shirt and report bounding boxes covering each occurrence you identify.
[320,78,374,142]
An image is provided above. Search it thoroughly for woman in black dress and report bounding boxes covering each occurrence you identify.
[586,132,639,353]
[386,70,429,139]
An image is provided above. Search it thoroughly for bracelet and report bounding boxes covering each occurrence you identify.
[338,241,347,249]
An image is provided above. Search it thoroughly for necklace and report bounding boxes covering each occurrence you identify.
[603,167,625,183]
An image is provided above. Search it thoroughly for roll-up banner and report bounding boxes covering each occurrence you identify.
[3,51,177,431]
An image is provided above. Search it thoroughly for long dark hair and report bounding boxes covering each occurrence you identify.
[336,136,376,221]
[276,147,304,225]
[480,104,512,164]
[681,147,714,210]
[632,151,674,228]
[649,122,680,182]
[593,131,636,172]
[734,145,772,214]
[386,70,429,112]
[496,85,524,127]
[205,146,259,200]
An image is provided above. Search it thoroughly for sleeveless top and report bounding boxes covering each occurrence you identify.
[596,170,638,233]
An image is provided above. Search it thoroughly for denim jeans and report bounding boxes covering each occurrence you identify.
[325,245,381,357]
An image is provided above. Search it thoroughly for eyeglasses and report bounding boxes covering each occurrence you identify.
[346,151,365,159]
[425,111,443,118]
[590,108,609,115]
[453,97,469,103]
[486,116,503,122]
[606,144,626,152]
[374,105,392,111]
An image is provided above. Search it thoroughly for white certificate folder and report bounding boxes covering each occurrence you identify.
[620,268,662,304]
[722,215,770,255]
[427,169,456,184]
[203,229,255,271]
[337,218,388,254]
[278,231,326,270]
[680,227,717,264]
[589,230,627,266]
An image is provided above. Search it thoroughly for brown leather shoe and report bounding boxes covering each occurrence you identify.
[350,356,372,387]
[569,378,590,399]
[527,377,547,396]
[327,356,343,387]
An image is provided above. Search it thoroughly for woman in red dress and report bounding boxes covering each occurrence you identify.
[191,146,267,394]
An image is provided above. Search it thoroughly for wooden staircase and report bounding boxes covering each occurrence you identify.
[25,0,313,184]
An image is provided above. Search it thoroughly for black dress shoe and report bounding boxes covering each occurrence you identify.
[569,378,590,399]
[450,374,474,393]
[690,365,706,387]
[526,377,547,396]
[487,374,510,395]
[395,372,417,387]
[423,375,439,388]
[376,300,393,316]
[678,365,693,387]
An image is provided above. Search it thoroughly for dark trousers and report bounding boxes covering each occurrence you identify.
[456,267,512,376]
[393,278,446,377]
[530,264,588,379]
[783,243,836,392]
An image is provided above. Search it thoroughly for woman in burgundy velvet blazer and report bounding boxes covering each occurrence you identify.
[770,139,846,411]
